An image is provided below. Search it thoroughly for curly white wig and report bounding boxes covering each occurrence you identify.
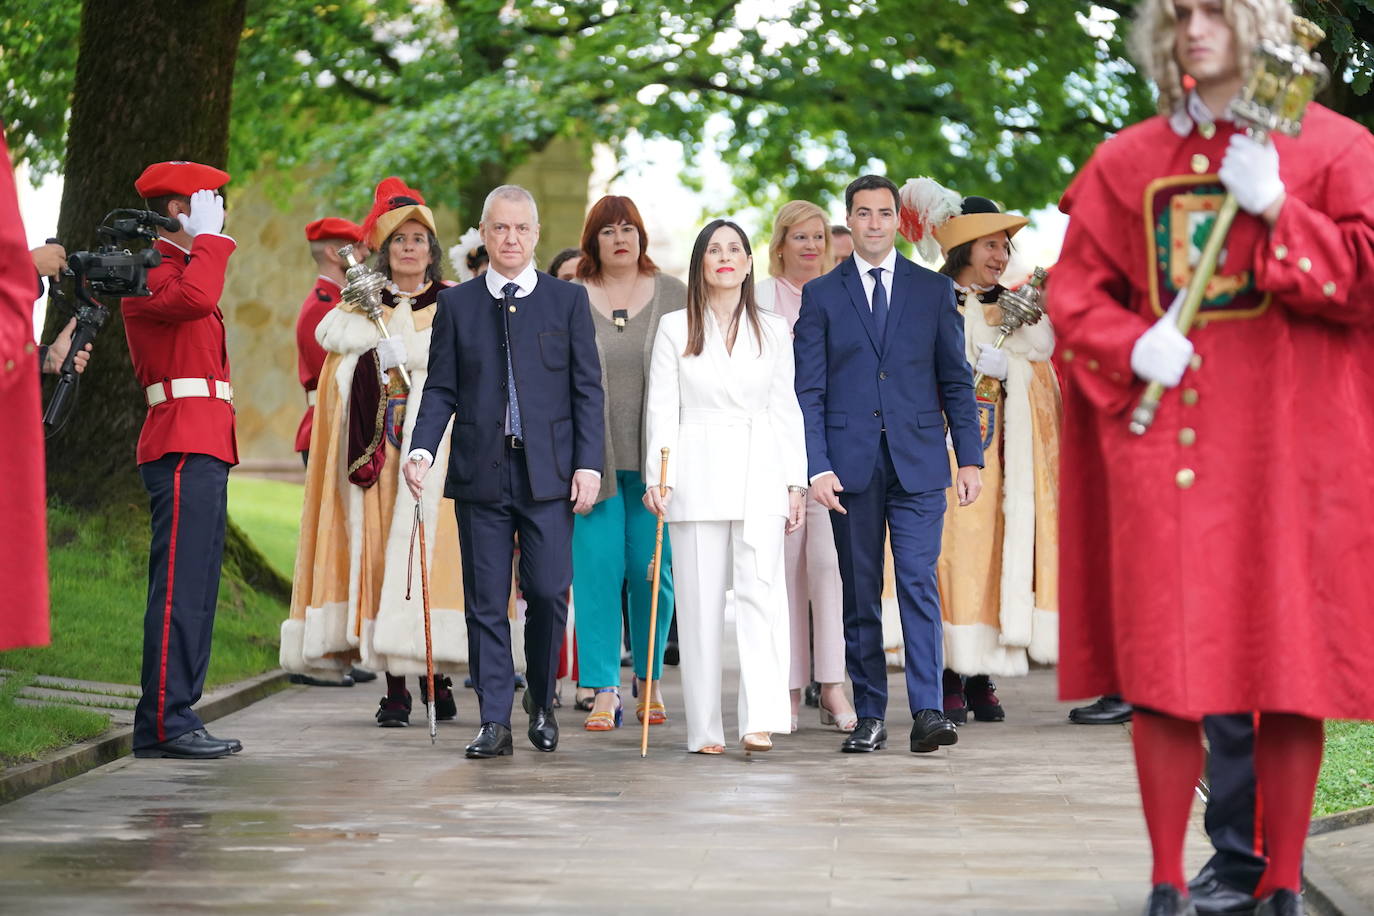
[448,227,484,283]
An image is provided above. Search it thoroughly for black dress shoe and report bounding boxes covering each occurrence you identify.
[464,722,514,758]
[376,691,411,727]
[527,704,559,752]
[192,728,242,753]
[1069,694,1133,725]
[419,675,458,721]
[840,717,887,753]
[1187,865,1258,914]
[965,675,1005,722]
[288,673,354,687]
[1254,889,1303,916]
[803,680,821,708]
[910,708,959,753]
[1143,883,1199,915]
[133,730,235,759]
[942,669,968,725]
[349,666,378,683]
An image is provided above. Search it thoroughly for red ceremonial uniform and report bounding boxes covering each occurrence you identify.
[123,235,239,466]
[294,276,340,452]
[0,127,49,650]
[1051,103,1374,720]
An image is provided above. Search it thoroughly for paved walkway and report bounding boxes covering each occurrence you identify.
[0,662,1210,914]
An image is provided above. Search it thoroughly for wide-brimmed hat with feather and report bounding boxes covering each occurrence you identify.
[360,177,437,249]
[899,177,1028,262]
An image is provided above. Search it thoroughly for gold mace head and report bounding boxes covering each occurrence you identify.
[994,266,1049,335]
[1229,17,1329,141]
[336,244,387,318]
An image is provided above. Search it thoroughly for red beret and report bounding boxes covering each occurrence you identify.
[304,217,365,243]
[134,161,230,198]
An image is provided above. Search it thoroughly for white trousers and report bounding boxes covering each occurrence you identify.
[672,519,791,750]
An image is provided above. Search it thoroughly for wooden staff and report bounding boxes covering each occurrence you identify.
[408,503,438,744]
[641,446,670,758]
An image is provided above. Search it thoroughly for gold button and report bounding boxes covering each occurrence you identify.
[1298,257,1312,273]
[1189,353,1202,371]
[1322,281,1337,297]
[1179,427,1197,447]
[1176,468,1196,489]
[1062,349,1075,362]
[1181,388,1199,406]
[1191,154,1210,174]
[1111,371,1122,382]
[3,359,12,372]
[1199,122,1216,140]
[1087,359,1100,371]
[1274,245,1288,260]
[508,305,517,313]
[23,341,34,354]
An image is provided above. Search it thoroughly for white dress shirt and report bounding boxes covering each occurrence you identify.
[852,248,897,310]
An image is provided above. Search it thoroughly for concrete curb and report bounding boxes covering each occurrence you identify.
[1305,805,1374,915]
[0,669,289,807]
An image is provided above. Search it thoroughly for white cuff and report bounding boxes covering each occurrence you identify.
[809,470,837,484]
[408,449,434,465]
[575,468,601,479]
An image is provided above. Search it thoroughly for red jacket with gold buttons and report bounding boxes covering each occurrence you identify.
[1049,102,1374,721]
[123,235,238,466]
[294,276,340,452]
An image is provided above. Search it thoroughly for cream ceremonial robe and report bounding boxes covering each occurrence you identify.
[644,309,807,749]
[281,294,466,678]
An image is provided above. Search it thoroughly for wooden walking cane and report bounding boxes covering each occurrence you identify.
[407,503,438,744]
[641,447,670,759]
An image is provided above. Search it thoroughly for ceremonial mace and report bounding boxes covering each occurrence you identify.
[407,504,438,744]
[641,447,670,759]
[971,267,1049,390]
[1128,18,1328,435]
[338,244,413,391]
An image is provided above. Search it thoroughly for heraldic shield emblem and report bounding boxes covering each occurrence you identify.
[1145,174,1272,323]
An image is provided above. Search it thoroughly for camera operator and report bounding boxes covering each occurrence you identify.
[124,161,242,761]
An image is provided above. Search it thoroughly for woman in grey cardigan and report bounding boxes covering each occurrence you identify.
[571,195,685,731]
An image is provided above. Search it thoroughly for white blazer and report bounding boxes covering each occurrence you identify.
[644,308,808,536]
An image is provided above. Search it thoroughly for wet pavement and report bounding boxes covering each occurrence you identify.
[0,663,1209,914]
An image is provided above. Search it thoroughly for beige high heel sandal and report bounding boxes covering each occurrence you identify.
[741,732,772,755]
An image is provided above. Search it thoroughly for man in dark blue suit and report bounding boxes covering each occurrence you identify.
[405,185,604,758]
[793,174,983,755]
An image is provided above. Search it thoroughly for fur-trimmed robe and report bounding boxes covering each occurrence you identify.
[281,287,466,678]
[880,285,1062,677]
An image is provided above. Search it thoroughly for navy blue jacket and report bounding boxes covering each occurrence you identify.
[411,272,605,502]
[793,252,983,494]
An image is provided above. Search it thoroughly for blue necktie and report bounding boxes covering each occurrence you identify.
[501,282,523,439]
[869,267,888,343]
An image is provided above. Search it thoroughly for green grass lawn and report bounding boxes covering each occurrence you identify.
[0,477,303,764]
[1314,720,1374,817]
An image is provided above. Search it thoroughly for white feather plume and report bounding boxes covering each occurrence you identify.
[449,227,483,282]
[899,177,963,263]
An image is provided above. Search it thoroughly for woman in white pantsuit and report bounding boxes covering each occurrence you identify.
[643,220,808,755]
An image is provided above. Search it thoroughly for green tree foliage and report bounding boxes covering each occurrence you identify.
[4,1,1371,212]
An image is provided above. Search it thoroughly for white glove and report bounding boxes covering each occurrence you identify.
[1130,292,1193,388]
[1218,133,1284,216]
[178,189,226,237]
[375,336,408,372]
[974,344,1009,381]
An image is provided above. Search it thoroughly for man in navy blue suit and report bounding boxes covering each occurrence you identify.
[405,185,604,759]
[793,174,983,755]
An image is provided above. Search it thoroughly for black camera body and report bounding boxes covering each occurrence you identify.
[42,209,181,430]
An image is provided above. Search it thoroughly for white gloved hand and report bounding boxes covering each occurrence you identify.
[974,343,1009,381]
[178,189,226,237]
[375,336,408,371]
[1218,133,1284,216]
[1130,292,1193,388]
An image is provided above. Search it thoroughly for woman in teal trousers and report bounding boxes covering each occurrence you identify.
[571,195,684,730]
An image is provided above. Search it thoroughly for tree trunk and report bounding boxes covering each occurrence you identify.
[44,0,287,598]
[45,0,246,507]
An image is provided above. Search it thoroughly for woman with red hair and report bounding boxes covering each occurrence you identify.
[569,195,686,731]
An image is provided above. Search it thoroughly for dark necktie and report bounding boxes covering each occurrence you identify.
[501,282,523,439]
[869,267,888,343]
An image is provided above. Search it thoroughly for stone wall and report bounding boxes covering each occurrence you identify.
[222,138,592,472]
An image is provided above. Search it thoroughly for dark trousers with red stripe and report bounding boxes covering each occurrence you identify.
[1203,713,1266,893]
[133,453,230,749]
